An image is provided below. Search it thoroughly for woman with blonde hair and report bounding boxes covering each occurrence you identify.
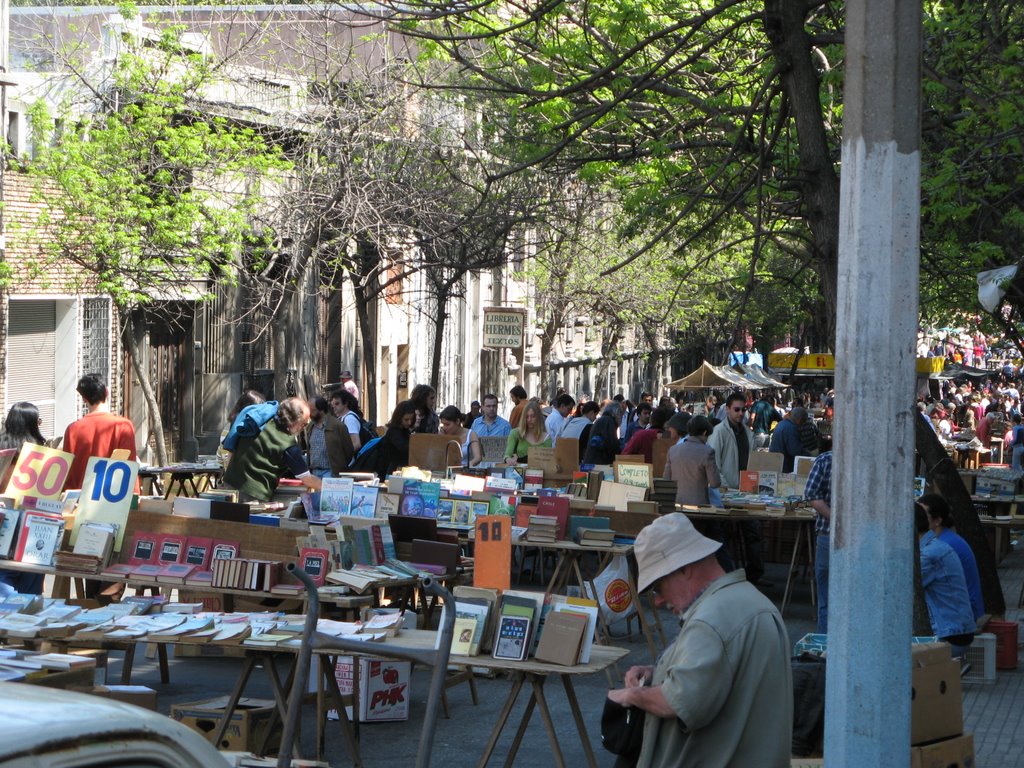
[504,401,551,464]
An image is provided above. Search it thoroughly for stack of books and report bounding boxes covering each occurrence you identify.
[54,551,103,575]
[651,479,678,515]
[211,558,282,591]
[526,515,558,543]
[574,527,617,548]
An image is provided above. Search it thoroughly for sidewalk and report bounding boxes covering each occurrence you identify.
[100,542,1024,767]
[964,534,1024,766]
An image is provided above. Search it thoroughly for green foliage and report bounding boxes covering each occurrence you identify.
[24,29,289,308]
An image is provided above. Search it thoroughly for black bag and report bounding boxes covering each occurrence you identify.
[601,697,645,767]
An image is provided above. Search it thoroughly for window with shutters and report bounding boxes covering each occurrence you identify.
[7,300,57,436]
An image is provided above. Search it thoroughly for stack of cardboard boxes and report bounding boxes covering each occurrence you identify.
[911,643,974,768]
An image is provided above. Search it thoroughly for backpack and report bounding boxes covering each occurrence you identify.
[222,401,278,452]
[356,416,378,448]
[348,436,383,474]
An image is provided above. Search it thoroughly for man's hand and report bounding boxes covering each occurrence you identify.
[624,665,654,688]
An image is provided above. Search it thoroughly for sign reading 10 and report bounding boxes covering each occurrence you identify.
[87,459,133,503]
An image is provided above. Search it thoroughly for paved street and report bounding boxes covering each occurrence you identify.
[105,538,1023,767]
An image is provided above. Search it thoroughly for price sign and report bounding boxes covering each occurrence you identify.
[4,444,75,507]
[70,456,139,550]
[473,515,511,592]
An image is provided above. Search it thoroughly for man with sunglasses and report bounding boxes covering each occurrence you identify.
[707,392,767,585]
[607,513,791,767]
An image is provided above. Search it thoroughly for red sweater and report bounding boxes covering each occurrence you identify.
[62,411,137,490]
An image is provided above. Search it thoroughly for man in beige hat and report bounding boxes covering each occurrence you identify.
[608,513,791,767]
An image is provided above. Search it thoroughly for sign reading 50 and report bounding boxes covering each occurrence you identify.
[5,445,75,504]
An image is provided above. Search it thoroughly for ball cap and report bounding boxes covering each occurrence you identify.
[634,513,722,593]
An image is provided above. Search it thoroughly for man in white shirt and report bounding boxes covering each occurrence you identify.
[329,388,363,452]
[545,393,576,443]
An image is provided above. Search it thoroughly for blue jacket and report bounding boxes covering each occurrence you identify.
[768,418,804,472]
[937,529,985,620]
[920,532,976,639]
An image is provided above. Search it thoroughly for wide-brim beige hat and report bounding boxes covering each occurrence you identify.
[635,513,722,592]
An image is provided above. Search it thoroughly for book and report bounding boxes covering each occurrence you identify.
[128,531,158,566]
[492,615,531,661]
[436,498,454,524]
[156,533,186,564]
[534,610,589,665]
[320,477,355,520]
[155,563,198,584]
[299,547,330,587]
[399,480,441,518]
[14,511,64,566]
[0,508,21,558]
[183,536,214,570]
[451,616,477,655]
[211,539,240,561]
[184,569,214,587]
[72,522,117,564]
[535,495,571,539]
[452,500,475,527]
[551,596,599,663]
[101,563,136,579]
[349,485,379,518]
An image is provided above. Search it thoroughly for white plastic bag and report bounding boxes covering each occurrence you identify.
[587,554,637,624]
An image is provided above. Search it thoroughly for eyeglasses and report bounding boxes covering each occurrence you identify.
[731,406,746,413]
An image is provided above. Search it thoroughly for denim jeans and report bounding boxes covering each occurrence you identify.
[815,533,830,634]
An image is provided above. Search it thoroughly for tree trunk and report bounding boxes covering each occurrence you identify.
[763,0,842,343]
[122,306,168,466]
[914,414,1005,615]
[429,292,447,392]
[643,327,660,394]
[272,287,290,400]
[351,279,378,423]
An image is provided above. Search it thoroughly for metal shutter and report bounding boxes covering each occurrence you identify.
[7,300,56,437]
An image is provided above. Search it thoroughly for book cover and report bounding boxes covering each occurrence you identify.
[452,500,475,527]
[436,498,454,524]
[14,511,64,566]
[320,477,355,519]
[299,547,330,587]
[400,480,441,518]
[552,597,599,663]
[534,610,589,666]
[377,492,402,517]
[0,508,21,558]
[128,531,158,566]
[101,563,136,579]
[349,485,379,518]
[492,615,531,661]
[536,494,571,539]
[451,616,477,656]
[155,563,197,584]
[183,536,213,570]
[758,471,778,496]
[487,495,515,517]
[72,522,116,560]
[156,534,186,564]
[739,470,760,494]
[211,539,240,561]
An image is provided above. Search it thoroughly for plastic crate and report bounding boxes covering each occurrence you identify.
[962,632,997,683]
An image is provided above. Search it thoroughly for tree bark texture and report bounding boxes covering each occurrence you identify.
[123,306,168,467]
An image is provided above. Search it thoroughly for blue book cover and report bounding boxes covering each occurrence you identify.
[400,480,441,518]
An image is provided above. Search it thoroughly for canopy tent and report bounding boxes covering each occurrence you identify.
[734,364,788,389]
[667,361,753,390]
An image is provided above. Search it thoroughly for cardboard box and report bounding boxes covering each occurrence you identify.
[331,656,411,722]
[911,733,975,768]
[912,644,963,746]
[171,696,281,752]
[72,685,158,711]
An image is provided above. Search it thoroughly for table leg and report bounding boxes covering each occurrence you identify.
[781,521,804,615]
[211,655,259,748]
[320,655,363,767]
[500,687,538,768]
[806,523,817,608]
[157,643,169,684]
[476,672,526,768]
[561,674,598,768]
[528,676,566,768]
[544,551,569,594]
[120,644,136,685]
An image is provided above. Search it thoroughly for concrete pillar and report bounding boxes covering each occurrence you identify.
[826,0,921,763]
